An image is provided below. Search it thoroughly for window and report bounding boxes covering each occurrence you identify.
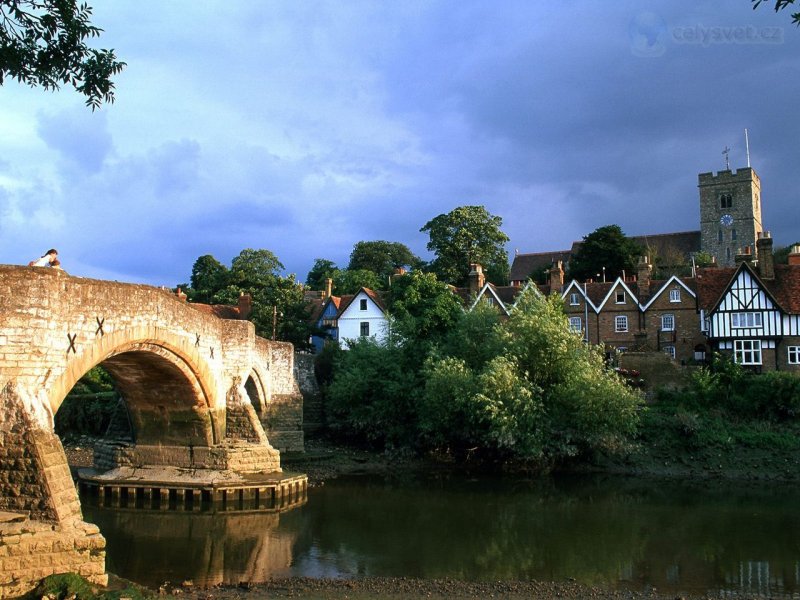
[569,292,579,305]
[726,247,731,260]
[664,345,676,359]
[718,229,723,243]
[731,312,763,328]
[788,346,800,365]
[734,339,762,365]
[615,315,628,332]
[360,322,370,336]
[669,288,681,303]
[661,314,674,331]
[569,317,582,333]
[359,299,368,310]
[615,291,625,304]
[731,228,737,241]
[720,193,733,209]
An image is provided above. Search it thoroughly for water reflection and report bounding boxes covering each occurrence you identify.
[82,473,800,594]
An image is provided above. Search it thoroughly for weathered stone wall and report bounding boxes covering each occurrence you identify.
[0,515,106,598]
[255,339,304,452]
[93,442,281,473]
[294,352,324,433]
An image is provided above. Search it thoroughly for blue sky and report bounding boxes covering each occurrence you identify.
[1,1,798,286]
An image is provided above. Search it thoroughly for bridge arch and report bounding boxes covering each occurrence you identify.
[48,326,222,446]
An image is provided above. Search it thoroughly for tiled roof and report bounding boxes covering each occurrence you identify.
[509,250,571,282]
[765,265,800,313]
[335,288,386,316]
[696,263,800,314]
[510,230,701,284]
[695,267,735,311]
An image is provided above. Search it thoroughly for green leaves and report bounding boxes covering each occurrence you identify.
[0,0,125,108]
[567,224,643,283]
[421,205,510,286]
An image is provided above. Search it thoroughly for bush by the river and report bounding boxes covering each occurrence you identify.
[325,286,643,464]
[54,367,119,439]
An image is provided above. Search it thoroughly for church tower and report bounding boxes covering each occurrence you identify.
[698,167,763,267]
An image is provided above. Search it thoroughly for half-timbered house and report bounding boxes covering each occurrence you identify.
[696,237,800,372]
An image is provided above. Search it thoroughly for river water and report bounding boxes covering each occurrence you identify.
[81,472,800,596]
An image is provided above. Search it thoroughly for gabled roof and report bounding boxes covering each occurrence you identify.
[696,262,800,315]
[595,278,642,311]
[640,275,697,311]
[471,283,511,316]
[336,287,387,316]
[561,280,600,312]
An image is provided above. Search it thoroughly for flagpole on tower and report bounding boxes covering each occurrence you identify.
[745,128,751,168]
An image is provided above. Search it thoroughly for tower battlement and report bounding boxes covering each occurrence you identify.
[698,168,760,186]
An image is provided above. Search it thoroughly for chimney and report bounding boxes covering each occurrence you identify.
[788,244,800,266]
[756,231,774,279]
[468,263,485,295]
[238,292,253,320]
[735,246,754,266]
[636,256,652,298]
[549,261,564,294]
[175,287,187,302]
[324,277,333,299]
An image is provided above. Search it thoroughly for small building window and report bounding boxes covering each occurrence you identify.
[669,288,681,303]
[734,339,762,365]
[615,315,628,332]
[720,193,733,209]
[360,321,370,336]
[726,247,731,260]
[615,291,625,304]
[664,345,676,360]
[359,299,368,310]
[731,228,737,241]
[569,317,582,333]
[718,229,723,243]
[731,312,763,328]
[569,292,579,305]
[661,314,674,331]
[788,346,800,365]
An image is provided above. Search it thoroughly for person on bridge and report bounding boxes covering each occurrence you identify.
[28,248,58,267]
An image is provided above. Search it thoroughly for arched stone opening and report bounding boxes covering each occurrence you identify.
[245,370,266,416]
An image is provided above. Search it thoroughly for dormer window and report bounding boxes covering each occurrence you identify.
[615,291,625,304]
[360,299,367,310]
[669,288,680,303]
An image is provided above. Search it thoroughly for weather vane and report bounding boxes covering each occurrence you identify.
[722,146,730,170]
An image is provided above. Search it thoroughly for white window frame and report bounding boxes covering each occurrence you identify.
[669,288,681,303]
[569,316,582,333]
[664,345,676,359]
[569,292,579,306]
[615,291,626,304]
[615,315,628,332]
[788,346,800,365]
[734,339,762,365]
[731,312,763,329]
[661,314,675,331]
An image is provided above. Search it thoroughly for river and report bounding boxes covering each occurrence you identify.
[81,472,800,596]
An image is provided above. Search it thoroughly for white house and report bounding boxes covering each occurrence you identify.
[336,287,389,349]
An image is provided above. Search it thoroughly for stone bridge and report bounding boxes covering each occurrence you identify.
[0,265,305,596]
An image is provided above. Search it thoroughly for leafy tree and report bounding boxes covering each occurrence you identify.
[228,248,284,287]
[347,240,419,282]
[0,0,125,108]
[189,254,229,303]
[693,251,716,268]
[567,225,643,283]
[420,205,510,286]
[385,270,463,347]
[752,0,800,25]
[305,258,338,290]
[332,268,382,295]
